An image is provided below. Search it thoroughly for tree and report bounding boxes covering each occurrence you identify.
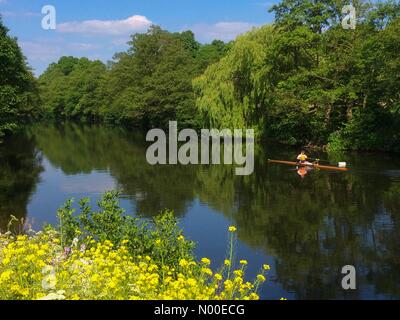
[0,17,39,140]
[193,26,276,133]
[104,26,206,129]
[39,57,108,120]
[195,40,232,73]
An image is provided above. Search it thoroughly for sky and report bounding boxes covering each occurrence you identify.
[0,0,278,76]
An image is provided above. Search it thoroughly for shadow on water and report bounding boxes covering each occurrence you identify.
[1,122,400,299]
[0,132,43,231]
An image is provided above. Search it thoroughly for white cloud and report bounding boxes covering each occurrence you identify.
[190,22,259,43]
[58,15,152,35]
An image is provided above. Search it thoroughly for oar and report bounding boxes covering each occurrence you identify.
[309,157,348,168]
[309,158,332,164]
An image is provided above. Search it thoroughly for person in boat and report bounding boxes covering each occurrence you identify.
[296,150,315,167]
[296,150,314,178]
[297,150,309,164]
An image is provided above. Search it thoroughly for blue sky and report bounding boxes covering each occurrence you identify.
[0,0,278,75]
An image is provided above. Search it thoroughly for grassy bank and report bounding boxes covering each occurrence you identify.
[0,192,269,300]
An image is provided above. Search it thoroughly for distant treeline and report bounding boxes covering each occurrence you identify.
[38,25,231,129]
[2,0,400,152]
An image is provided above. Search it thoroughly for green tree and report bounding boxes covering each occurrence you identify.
[104,26,204,129]
[193,26,276,133]
[0,17,39,140]
[39,56,107,120]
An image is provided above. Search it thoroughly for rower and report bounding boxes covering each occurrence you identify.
[296,150,308,164]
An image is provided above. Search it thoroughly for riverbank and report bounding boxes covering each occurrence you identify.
[0,192,268,300]
[26,118,400,156]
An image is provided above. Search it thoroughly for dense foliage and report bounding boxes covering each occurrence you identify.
[0,17,39,140]
[194,0,400,151]
[39,57,107,121]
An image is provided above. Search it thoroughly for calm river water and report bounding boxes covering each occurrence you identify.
[1,123,400,300]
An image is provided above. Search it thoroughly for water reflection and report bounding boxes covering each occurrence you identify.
[0,132,43,231]
[29,123,198,217]
[0,123,399,299]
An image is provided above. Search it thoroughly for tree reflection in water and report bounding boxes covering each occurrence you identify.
[1,123,399,299]
[0,132,43,232]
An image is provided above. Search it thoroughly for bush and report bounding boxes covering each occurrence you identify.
[327,108,400,152]
[57,191,194,268]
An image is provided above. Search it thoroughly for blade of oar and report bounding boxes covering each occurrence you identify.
[309,157,344,166]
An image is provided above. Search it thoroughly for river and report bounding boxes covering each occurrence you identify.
[1,122,399,300]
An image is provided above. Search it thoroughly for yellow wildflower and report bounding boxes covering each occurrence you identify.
[249,293,259,300]
[91,274,101,283]
[234,270,244,277]
[201,268,213,276]
[257,274,266,282]
[228,226,237,233]
[0,227,267,300]
[179,259,189,268]
[0,270,13,283]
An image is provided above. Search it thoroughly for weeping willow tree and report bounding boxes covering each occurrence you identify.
[193,25,276,135]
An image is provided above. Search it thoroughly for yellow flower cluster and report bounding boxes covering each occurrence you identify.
[0,232,60,299]
[0,229,268,301]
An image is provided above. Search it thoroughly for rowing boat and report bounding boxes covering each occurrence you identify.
[267,159,349,172]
